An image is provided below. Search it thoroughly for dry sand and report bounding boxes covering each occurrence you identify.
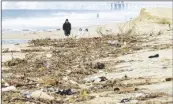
[1,7,173,104]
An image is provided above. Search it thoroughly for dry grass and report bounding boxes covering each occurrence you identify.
[157,18,171,25]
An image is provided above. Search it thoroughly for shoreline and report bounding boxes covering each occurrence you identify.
[2,21,126,40]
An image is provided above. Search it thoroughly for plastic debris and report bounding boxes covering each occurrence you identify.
[56,89,74,95]
[120,98,130,103]
[148,54,159,58]
[2,86,17,92]
[30,90,54,100]
[94,62,105,69]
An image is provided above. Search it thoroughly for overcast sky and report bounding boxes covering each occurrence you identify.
[2,1,112,10]
[2,1,172,10]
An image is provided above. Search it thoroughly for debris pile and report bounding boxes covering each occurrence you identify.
[3,32,169,103]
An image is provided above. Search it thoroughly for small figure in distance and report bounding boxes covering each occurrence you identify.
[97,13,99,18]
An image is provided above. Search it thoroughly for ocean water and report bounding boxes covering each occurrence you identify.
[2,39,30,44]
[2,9,140,35]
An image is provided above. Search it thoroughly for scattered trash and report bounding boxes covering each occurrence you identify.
[135,93,145,98]
[93,62,105,69]
[21,91,32,98]
[114,86,138,93]
[30,90,54,100]
[69,80,78,85]
[107,40,119,46]
[99,76,108,81]
[15,43,20,45]
[120,98,130,103]
[116,60,126,63]
[62,76,68,81]
[42,87,58,93]
[46,53,52,58]
[94,78,101,83]
[84,76,108,83]
[130,100,138,103]
[114,87,120,91]
[2,79,10,87]
[165,77,172,81]
[56,89,74,95]
[83,76,98,83]
[2,86,17,92]
[162,66,167,69]
[134,88,139,91]
[66,70,72,74]
[98,70,104,73]
[4,83,10,87]
[148,54,159,58]
[124,42,127,46]
[124,74,128,79]
[45,62,51,68]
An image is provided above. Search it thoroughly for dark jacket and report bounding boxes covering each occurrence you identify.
[63,22,71,31]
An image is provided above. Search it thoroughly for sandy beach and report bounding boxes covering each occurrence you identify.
[2,7,173,104]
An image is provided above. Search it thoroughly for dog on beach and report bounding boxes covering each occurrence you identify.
[79,28,82,31]
[76,28,90,38]
[85,28,88,32]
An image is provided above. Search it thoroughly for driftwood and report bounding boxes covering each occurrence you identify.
[15,82,39,87]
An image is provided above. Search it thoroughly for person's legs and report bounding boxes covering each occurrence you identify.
[67,30,70,36]
[64,30,68,36]
[68,31,71,36]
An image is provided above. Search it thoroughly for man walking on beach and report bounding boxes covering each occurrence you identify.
[63,19,71,37]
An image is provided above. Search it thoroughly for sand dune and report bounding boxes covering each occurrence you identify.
[133,7,172,25]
